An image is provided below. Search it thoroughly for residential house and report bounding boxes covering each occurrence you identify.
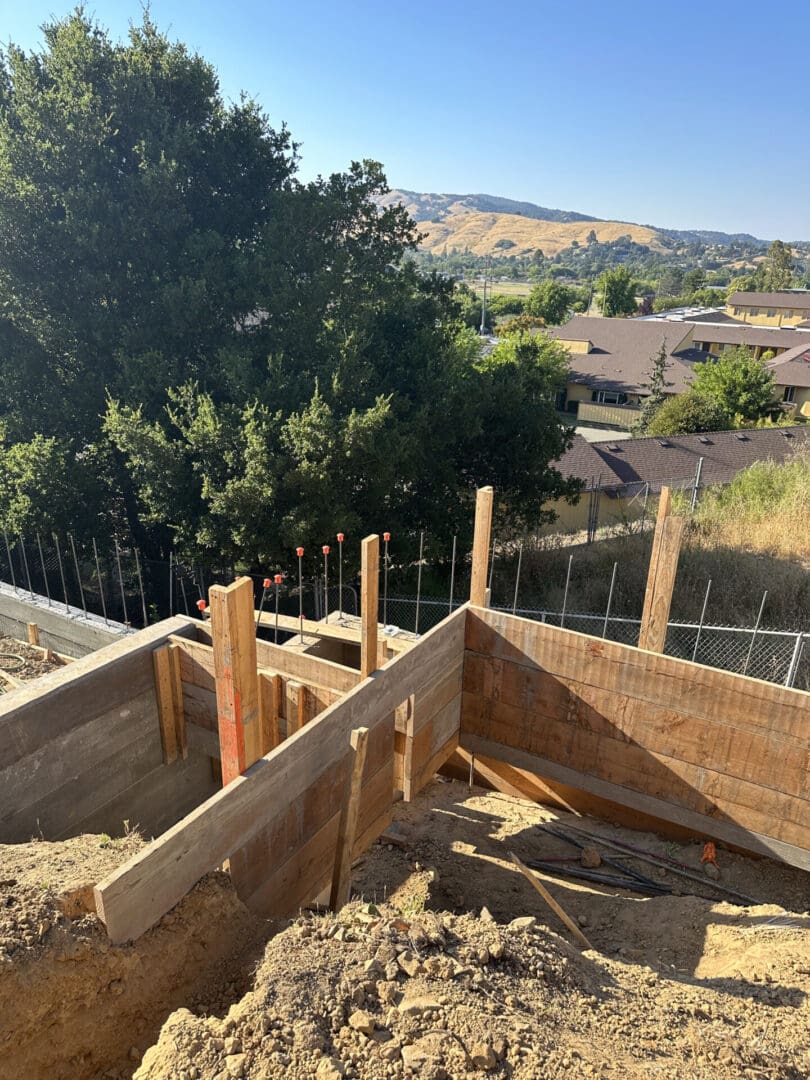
[547,425,809,534]
[767,343,810,419]
[726,290,810,327]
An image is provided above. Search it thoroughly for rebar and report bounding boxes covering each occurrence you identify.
[560,554,573,628]
[36,532,51,605]
[323,546,330,621]
[414,530,424,636]
[68,534,87,617]
[135,549,149,624]
[274,574,281,644]
[691,579,712,663]
[3,531,17,591]
[53,534,69,612]
[383,532,390,627]
[487,536,496,592]
[168,549,174,617]
[602,562,617,639]
[337,533,345,623]
[448,534,457,615]
[18,537,34,600]
[512,542,523,616]
[114,537,129,626]
[297,547,304,644]
[742,591,768,677]
[92,538,109,625]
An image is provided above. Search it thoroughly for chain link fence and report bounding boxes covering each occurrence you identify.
[379,595,808,689]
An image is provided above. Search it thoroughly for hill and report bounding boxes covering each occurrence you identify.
[381,189,768,262]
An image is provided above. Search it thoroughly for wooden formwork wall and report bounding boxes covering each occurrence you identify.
[461,607,810,871]
[94,606,467,942]
[0,618,219,843]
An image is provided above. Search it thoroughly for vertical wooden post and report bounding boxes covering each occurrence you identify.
[258,670,282,755]
[210,576,259,785]
[153,644,184,764]
[168,642,187,758]
[361,535,379,679]
[330,726,370,910]
[27,622,40,646]
[470,486,494,607]
[638,487,684,654]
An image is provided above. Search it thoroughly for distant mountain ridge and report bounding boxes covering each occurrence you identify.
[381,189,767,251]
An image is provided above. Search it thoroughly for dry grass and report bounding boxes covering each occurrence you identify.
[468,280,534,298]
[417,211,667,257]
[499,456,810,633]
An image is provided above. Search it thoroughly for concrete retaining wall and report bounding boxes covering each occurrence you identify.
[0,581,130,658]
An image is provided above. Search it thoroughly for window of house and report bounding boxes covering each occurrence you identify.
[785,310,793,318]
[750,308,759,316]
[733,307,741,315]
[783,386,796,403]
[766,309,776,317]
[591,390,627,405]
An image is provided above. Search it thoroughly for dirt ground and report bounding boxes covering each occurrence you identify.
[0,631,64,688]
[135,779,809,1080]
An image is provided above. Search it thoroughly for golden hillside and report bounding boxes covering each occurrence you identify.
[416,211,668,258]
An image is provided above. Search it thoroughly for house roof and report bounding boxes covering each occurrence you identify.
[728,290,810,309]
[684,322,810,350]
[556,426,809,493]
[553,437,625,490]
[767,343,810,388]
[551,316,705,394]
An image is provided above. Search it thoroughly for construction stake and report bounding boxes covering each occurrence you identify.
[361,535,379,678]
[470,486,494,606]
[509,852,595,951]
[330,726,369,910]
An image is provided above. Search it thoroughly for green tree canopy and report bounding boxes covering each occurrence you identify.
[597,266,637,317]
[526,281,577,325]
[692,348,776,422]
[645,390,731,437]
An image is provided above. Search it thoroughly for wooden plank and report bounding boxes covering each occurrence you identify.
[258,671,282,754]
[330,727,370,909]
[408,729,459,797]
[510,853,594,950]
[285,681,304,735]
[361,535,379,679]
[180,681,217,731]
[94,606,466,943]
[0,617,196,770]
[209,577,259,783]
[638,515,684,653]
[462,653,807,796]
[460,731,810,872]
[465,609,809,740]
[187,722,220,759]
[27,622,39,646]
[256,610,410,654]
[153,645,179,764]
[470,486,494,606]
[168,643,186,759]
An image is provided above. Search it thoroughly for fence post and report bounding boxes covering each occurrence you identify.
[638,487,684,653]
[784,633,805,688]
[690,456,704,512]
[361,535,379,678]
[470,486,494,607]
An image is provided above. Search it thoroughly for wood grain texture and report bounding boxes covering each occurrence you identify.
[153,645,179,764]
[469,487,494,607]
[95,607,466,942]
[330,726,370,909]
[361,535,380,679]
[638,515,684,653]
[210,577,259,782]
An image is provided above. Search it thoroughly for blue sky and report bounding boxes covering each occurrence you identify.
[2,0,808,238]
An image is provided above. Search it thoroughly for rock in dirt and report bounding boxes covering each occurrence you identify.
[509,916,536,931]
[580,847,602,868]
[703,861,721,880]
[316,1056,346,1079]
[470,1039,498,1070]
[348,1009,375,1035]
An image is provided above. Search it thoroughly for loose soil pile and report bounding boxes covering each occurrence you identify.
[137,781,810,1079]
[0,834,268,1080]
[0,632,62,687]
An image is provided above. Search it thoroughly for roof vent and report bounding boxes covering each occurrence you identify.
[606,443,621,452]
[657,439,673,448]
[697,435,712,444]
[781,430,794,438]
[734,432,749,441]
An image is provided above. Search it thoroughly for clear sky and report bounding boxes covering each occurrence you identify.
[2,0,808,239]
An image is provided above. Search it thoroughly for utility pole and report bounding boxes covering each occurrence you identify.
[480,256,489,335]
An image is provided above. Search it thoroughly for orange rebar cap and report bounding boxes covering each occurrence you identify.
[274,573,283,584]
[700,842,717,865]
[296,547,304,557]
[323,545,330,555]
[196,599,206,612]
[337,532,345,542]
[263,578,271,588]
[383,532,391,542]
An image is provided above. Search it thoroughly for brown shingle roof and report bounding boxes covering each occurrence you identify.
[685,322,810,351]
[728,290,810,309]
[568,426,809,492]
[553,436,625,490]
[767,343,810,388]
[551,316,702,394]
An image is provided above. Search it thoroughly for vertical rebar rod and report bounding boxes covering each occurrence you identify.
[53,534,69,612]
[383,532,390,627]
[168,549,174,617]
[337,533,344,623]
[414,530,424,636]
[36,532,51,605]
[297,548,304,644]
[256,578,269,629]
[135,549,149,624]
[639,482,650,534]
[178,573,189,617]
[18,537,34,599]
[323,546,330,621]
[691,579,712,663]
[448,534,457,615]
[487,536,496,591]
[68,534,87,617]
[274,575,281,644]
[512,542,523,616]
[92,538,109,625]
[560,554,573,628]
[784,632,804,688]
[742,591,768,677]
[3,531,17,590]
[114,537,128,626]
[601,562,618,639]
